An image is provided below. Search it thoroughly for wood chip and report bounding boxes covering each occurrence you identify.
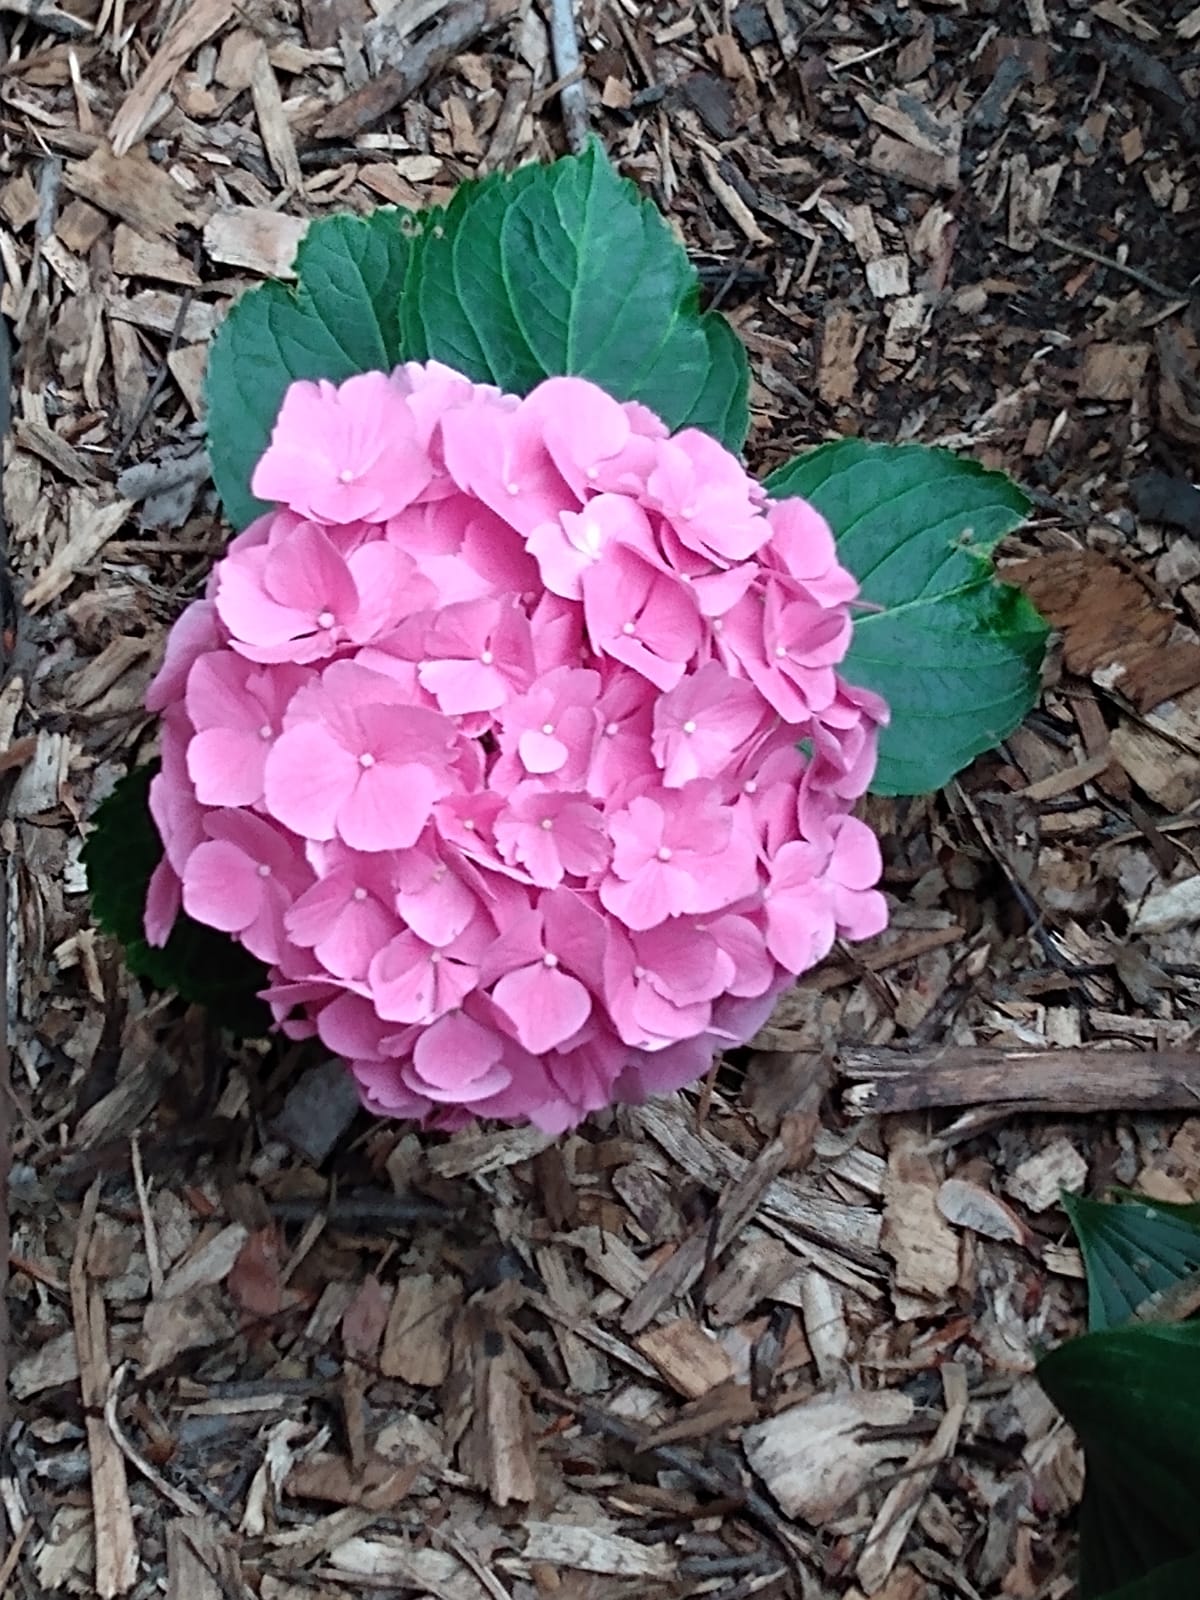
[635,1318,736,1398]
[204,207,308,278]
[380,1271,461,1386]
[881,1126,959,1299]
[64,146,195,238]
[744,1389,914,1522]
[1078,341,1150,401]
[109,0,237,157]
[818,305,866,405]
[521,1523,676,1578]
[24,494,133,612]
[843,1046,1200,1113]
[1005,1141,1089,1212]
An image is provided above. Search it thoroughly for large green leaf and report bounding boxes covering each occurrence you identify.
[766,440,1048,795]
[1094,1550,1200,1599]
[398,137,748,450]
[1038,1322,1200,1597]
[206,210,413,530]
[1064,1191,1200,1331]
[206,143,749,531]
[82,765,270,1035]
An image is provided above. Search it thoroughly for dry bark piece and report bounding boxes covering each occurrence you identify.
[381,1271,462,1385]
[881,1126,959,1299]
[1078,341,1150,401]
[64,146,195,238]
[818,305,866,405]
[165,1519,241,1600]
[635,1317,736,1398]
[522,1523,676,1578]
[1007,549,1200,713]
[1007,155,1063,250]
[204,208,308,278]
[843,1046,1200,1113]
[109,0,238,157]
[319,0,519,139]
[744,1389,914,1522]
[1006,1141,1089,1213]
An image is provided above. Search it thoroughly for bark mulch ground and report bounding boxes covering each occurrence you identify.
[2,1,1200,1596]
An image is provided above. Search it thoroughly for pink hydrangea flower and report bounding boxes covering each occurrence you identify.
[139,364,889,1132]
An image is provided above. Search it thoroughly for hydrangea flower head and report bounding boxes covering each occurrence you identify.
[142,362,888,1131]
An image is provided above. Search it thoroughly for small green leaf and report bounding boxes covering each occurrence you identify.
[82,766,270,1035]
[400,138,749,450]
[1038,1322,1200,1597]
[1063,1191,1200,1331]
[206,210,414,530]
[766,439,1049,795]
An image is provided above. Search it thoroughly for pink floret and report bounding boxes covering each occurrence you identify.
[140,366,889,1129]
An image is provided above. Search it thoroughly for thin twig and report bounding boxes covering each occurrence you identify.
[1041,228,1189,301]
[111,287,195,467]
[105,1361,210,1518]
[547,0,590,153]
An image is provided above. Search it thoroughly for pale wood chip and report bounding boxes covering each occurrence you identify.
[166,343,208,418]
[64,145,196,237]
[521,1523,677,1578]
[1078,341,1151,401]
[70,1181,139,1596]
[380,1271,461,1386]
[818,305,866,406]
[112,222,199,285]
[1006,1140,1089,1212]
[881,1126,959,1300]
[936,1179,1031,1245]
[23,492,132,612]
[744,1388,914,1522]
[1007,155,1064,251]
[250,39,304,191]
[635,1317,736,1398]
[109,0,237,156]
[326,1537,490,1600]
[698,151,768,243]
[204,206,308,278]
[856,1366,968,1593]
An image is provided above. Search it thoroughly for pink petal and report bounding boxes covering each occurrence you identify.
[264,725,358,841]
[517,728,568,773]
[337,762,438,852]
[182,839,263,934]
[144,857,181,946]
[491,960,591,1053]
[409,1011,508,1100]
[187,726,269,807]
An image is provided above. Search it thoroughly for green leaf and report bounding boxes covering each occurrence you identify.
[82,765,271,1035]
[765,439,1049,795]
[206,209,414,529]
[206,142,749,530]
[399,137,749,450]
[1038,1322,1200,1596]
[1093,1550,1200,1600]
[1063,1191,1200,1331]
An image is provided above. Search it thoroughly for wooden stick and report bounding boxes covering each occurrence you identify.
[547,0,590,154]
[318,0,517,141]
[839,1045,1200,1115]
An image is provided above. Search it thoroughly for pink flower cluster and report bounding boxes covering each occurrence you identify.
[144,365,888,1130]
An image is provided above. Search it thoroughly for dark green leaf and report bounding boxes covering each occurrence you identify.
[83,765,270,1035]
[399,138,749,450]
[1092,1549,1200,1600]
[766,439,1048,795]
[1063,1191,1200,1331]
[1038,1322,1200,1597]
[206,210,414,530]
